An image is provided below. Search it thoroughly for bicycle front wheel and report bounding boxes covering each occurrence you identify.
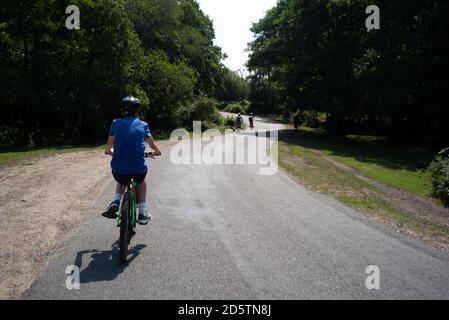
[119,192,130,263]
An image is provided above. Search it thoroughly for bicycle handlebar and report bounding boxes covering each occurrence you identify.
[144,151,162,159]
[104,151,162,159]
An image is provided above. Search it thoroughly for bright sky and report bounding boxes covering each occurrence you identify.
[197,0,278,74]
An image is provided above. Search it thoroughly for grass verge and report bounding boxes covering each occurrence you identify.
[278,133,449,251]
[0,144,105,167]
[287,127,434,197]
[259,114,291,124]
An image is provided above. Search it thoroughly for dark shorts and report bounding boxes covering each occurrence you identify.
[113,172,147,186]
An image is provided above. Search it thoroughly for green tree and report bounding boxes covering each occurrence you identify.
[0,0,228,145]
[142,50,197,130]
[215,68,249,102]
[0,0,145,144]
[248,0,449,146]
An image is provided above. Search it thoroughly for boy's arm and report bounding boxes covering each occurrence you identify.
[147,137,161,156]
[105,136,114,155]
[106,120,117,155]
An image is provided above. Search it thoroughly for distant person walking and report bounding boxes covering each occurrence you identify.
[293,112,302,131]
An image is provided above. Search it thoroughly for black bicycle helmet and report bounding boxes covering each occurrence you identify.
[121,96,141,115]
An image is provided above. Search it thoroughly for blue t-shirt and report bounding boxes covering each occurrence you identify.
[109,117,151,174]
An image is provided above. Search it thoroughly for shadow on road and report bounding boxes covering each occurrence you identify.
[74,241,147,284]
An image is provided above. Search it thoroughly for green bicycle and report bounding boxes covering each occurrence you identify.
[117,151,159,263]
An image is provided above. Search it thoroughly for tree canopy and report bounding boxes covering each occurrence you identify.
[0,0,235,145]
[248,0,449,147]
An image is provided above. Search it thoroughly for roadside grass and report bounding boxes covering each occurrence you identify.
[152,131,173,141]
[0,144,106,167]
[0,128,180,167]
[278,132,449,250]
[286,127,434,197]
[259,114,290,124]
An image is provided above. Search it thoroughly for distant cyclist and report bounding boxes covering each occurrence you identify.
[235,113,243,130]
[102,96,161,225]
[249,113,255,129]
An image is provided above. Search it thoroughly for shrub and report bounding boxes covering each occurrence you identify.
[428,148,449,206]
[223,103,246,114]
[172,96,221,131]
[224,116,236,127]
[0,126,21,146]
[301,110,320,128]
[146,51,197,130]
[216,101,228,110]
[240,99,250,108]
[202,121,218,131]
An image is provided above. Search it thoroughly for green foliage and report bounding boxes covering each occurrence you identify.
[143,50,197,129]
[0,0,228,146]
[223,101,248,114]
[224,116,236,127]
[175,0,224,95]
[172,96,221,130]
[298,110,321,129]
[247,75,279,114]
[215,69,249,102]
[248,0,449,146]
[429,148,449,206]
[0,0,145,144]
[126,0,224,96]
[0,126,20,146]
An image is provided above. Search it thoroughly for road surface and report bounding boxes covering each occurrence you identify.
[23,116,449,300]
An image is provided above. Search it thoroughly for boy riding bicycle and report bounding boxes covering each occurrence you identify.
[102,96,161,225]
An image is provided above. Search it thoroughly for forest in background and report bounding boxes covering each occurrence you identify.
[247,0,448,149]
[0,0,248,146]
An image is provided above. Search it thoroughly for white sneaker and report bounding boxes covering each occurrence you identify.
[137,210,153,225]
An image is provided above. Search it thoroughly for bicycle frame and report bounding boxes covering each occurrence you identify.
[117,178,138,228]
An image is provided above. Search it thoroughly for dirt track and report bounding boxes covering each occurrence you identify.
[0,150,112,299]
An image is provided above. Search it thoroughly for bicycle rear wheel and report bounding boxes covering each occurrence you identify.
[119,192,130,263]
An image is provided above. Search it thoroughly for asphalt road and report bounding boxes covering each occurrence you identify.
[23,116,449,300]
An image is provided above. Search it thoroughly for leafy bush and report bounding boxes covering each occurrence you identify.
[224,116,236,127]
[0,126,21,146]
[300,110,320,128]
[145,51,197,130]
[202,121,218,131]
[216,101,228,110]
[172,96,222,131]
[428,148,449,206]
[223,101,247,114]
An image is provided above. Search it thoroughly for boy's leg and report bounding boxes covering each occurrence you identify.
[102,182,125,219]
[114,183,126,201]
[137,179,146,204]
[137,177,152,225]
